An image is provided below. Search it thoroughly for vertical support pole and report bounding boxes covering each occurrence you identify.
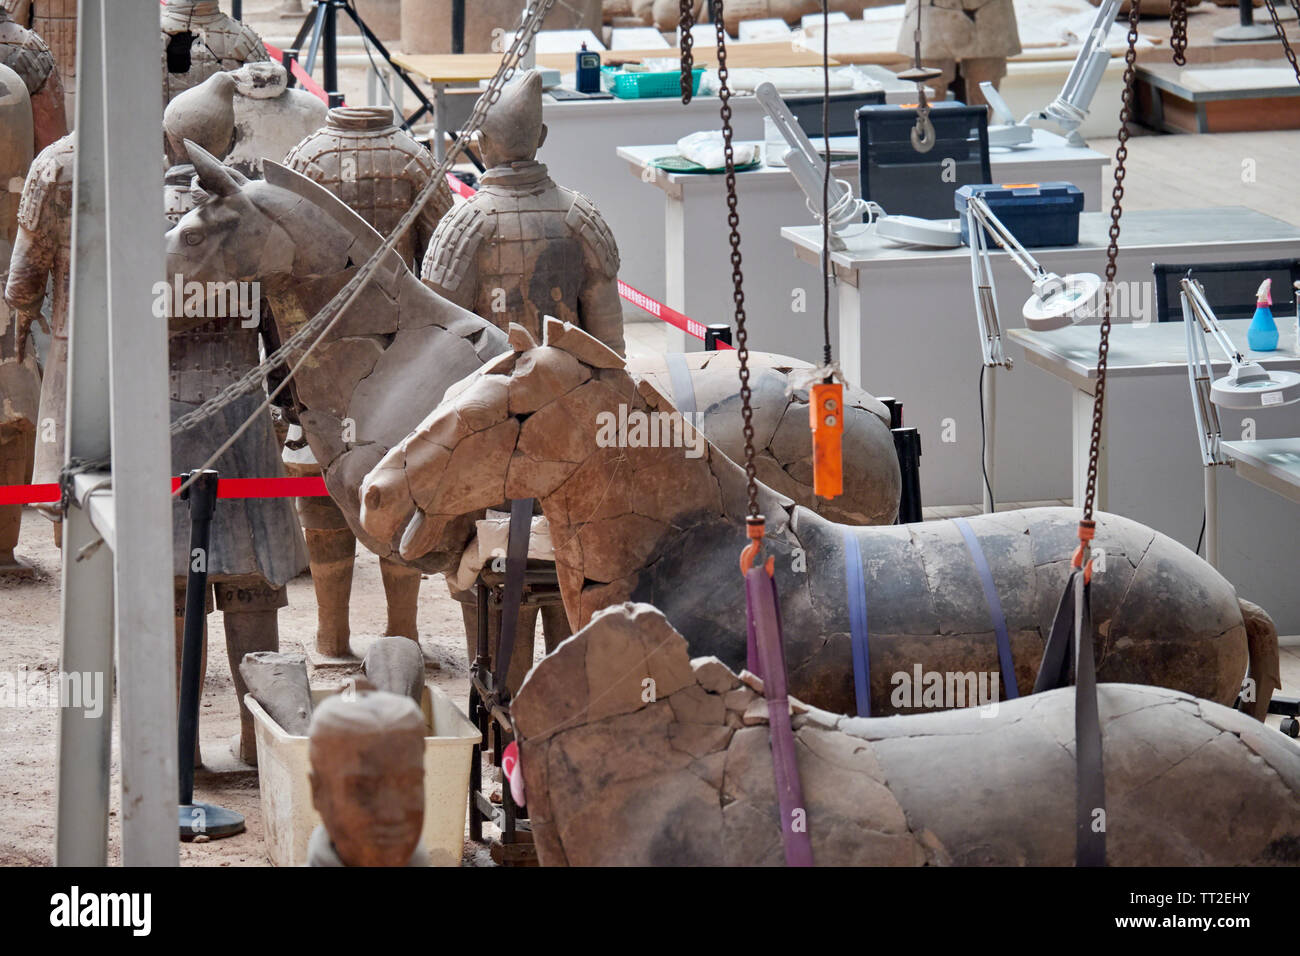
[56,0,113,868]
[451,0,466,54]
[177,471,218,807]
[322,0,338,102]
[982,367,996,514]
[102,0,177,866]
[704,325,732,350]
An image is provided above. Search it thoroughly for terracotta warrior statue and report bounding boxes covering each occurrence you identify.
[163,117,308,764]
[4,130,70,536]
[896,0,1020,109]
[160,0,269,106]
[0,3,65,155]
[422,70,625,356]
[0,62,38,574]
[282,105,454,656]
[164,61,328,180]
[307,690,429,867]
[24,1,75,119]
[512,603,1300,866]
[626,0,873,32]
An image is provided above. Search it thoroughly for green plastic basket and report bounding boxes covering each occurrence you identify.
[602,66,704,99]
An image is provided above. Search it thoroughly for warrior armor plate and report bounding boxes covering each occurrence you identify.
[160,0,268,105]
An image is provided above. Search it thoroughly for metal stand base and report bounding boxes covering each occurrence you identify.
[1215,23,1284,41]
[179,802,246,840]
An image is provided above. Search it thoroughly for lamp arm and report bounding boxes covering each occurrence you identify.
[1043,0,1122,130]
[967,204,1007,368]
[1180,277,1246,368]
[1182,288,1224,466]
[968,196,1045,284]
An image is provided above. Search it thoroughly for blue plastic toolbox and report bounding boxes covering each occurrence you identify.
[955,181,1085,248]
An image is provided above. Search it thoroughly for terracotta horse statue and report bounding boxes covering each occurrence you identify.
[162,145,902,576]
[360,318,1280,719]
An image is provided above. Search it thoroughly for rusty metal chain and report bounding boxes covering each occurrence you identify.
[1262,0,1300,87]
[708,0,759,521]
[1082,0,1141,525]
[1170,0,1188,65]
[680,0,695,102]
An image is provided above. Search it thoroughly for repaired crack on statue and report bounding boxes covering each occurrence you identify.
[361,319,1280,719]
[511,602,1300,866]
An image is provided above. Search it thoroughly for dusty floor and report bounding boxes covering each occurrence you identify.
[0,507,521,867]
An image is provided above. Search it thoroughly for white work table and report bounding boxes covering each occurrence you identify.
[621,128,1110,362]
[1011,319,1300,633]
[537,66,915,321]
[781,206,1300,507]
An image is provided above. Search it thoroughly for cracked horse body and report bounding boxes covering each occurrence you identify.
[511,603,1300,866]
[360,319,1279,719]
[163,149,903,575]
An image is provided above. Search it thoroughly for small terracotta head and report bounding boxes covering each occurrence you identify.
[477,69,547,167]
[308,690,426,867]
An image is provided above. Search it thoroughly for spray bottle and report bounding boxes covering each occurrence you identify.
[1248,277,1278,352]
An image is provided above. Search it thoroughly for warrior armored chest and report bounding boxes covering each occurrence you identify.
[472,176,586,336]
[0,15,55,96]
[161,1,267,104]
[285,107,436,268]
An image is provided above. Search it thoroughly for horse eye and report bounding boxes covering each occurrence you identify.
[183,229,203,246]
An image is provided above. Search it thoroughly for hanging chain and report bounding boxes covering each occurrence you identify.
[1170,0,1188,66]
[709,0,758,521]
[1082,0,1141,525]
[679,0,695,102]
[1262,0,1300,87]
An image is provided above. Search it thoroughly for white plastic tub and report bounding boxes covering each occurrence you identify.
[247,683,480,867]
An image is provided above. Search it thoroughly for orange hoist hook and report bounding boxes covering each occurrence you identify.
[810,381,844,500]
[740,516,775,578]
[1072,519,1097,585]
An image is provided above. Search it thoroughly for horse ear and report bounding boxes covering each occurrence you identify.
[185,139,246,197]
[508,323,538,352]
[542,316,625,370]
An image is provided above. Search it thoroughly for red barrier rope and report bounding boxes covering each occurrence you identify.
[0,476,329,506]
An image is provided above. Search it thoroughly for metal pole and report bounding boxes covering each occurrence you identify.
[323,0,339,101]
[56,0,114,868]
[982,368,996,514]
[1205,466,1219,567]
[177,471,217,806]
[893,427,923,523]
[102,0,178,866]
[451,0,466,54]
[704,325,732,350]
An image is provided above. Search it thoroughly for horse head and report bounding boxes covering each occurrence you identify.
[164,140,407,296]
[361,317,649,560]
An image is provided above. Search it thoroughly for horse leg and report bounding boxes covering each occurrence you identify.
[379,557,422,640]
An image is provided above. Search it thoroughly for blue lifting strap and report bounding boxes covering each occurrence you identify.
[951,517,1020,700]
[842,528,872,717]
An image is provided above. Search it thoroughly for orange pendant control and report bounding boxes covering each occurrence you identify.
[810,382,844,499]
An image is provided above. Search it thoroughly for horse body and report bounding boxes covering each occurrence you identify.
[361,319,1277,717]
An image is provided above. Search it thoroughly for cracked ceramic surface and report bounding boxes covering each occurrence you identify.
[512,602,1300,866]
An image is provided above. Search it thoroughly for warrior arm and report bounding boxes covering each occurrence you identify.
[4,224,53,332]
[420,201,484,313]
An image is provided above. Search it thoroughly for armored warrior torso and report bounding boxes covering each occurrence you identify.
[0,6,66,151]
[160,0,268,105]
[421,160,625,353]
[284,106,451,271]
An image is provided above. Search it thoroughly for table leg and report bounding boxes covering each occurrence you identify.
[1071,388,1107,511]
[982,367,996,513]
[1204,465,1218,567]
[433,84,447,163]
[839,280,862,390]
[664,195,689,353]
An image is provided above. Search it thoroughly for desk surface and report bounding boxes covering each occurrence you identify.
[783,207,1300,271]
[621,128,1107,191]
[1009,318,1300,387]
[1220,437,1300,504]
[392,42,837,83]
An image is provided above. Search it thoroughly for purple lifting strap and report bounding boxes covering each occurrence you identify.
[745,566,814,867]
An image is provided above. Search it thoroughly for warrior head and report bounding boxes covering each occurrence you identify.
[477,69,546,167]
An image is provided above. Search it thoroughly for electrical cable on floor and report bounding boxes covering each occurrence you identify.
[979,364,995,510]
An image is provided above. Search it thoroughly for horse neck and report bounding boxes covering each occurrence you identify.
[531,374,748,583]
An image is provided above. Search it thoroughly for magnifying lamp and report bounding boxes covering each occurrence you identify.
[754,82,962,250]
[1181,275,1300,568]
[984,0,1122,148]
[965,194,1101,331]
[1181,276,1300,410]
